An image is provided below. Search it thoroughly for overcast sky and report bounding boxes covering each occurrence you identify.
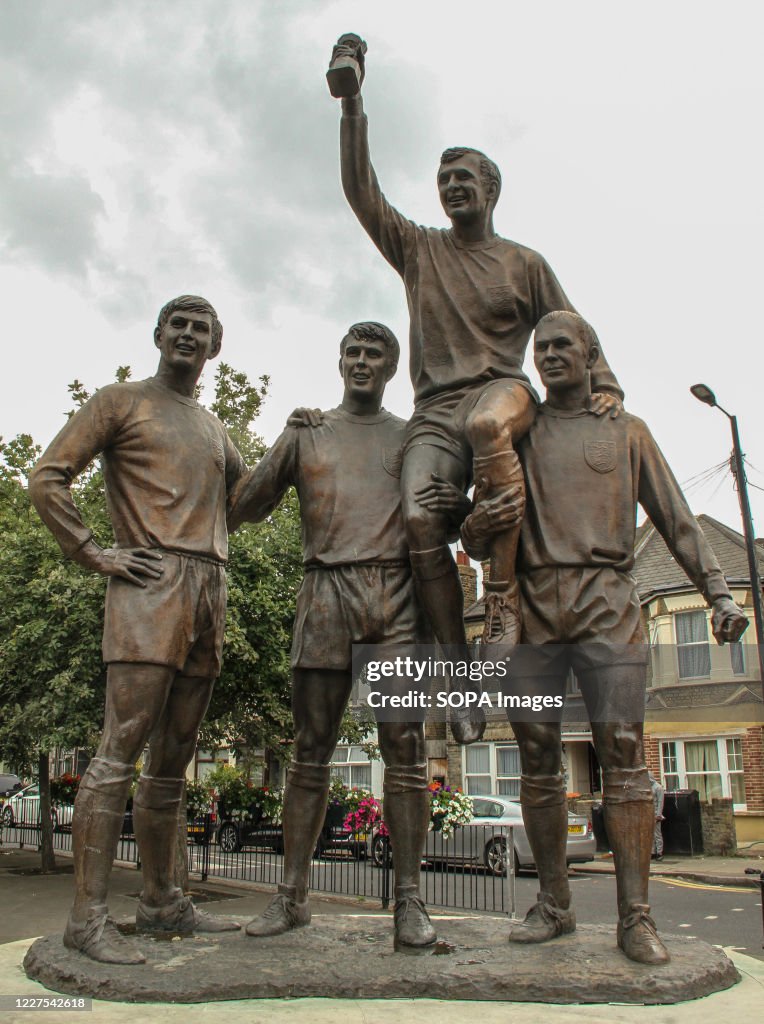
[2,0,762,540]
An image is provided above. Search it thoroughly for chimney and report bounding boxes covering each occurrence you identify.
[456,549,477,606]
[481,559,491,585]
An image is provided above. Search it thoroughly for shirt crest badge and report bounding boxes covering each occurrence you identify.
[584,440,616,474]
[383,446,403,478]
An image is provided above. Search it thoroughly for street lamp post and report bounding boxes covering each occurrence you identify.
[690,383,764,690]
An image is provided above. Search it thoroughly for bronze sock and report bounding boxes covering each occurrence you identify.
[70,756,133,921]
[383,763,429,899]
[472,450,524,585]
[603,767,654,919]
[520,772,570,908]
[133,774,185,908]
[281,761,331,902]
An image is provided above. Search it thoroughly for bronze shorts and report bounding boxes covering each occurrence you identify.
[102,551,226,678]
[291,564,427,671]
[514,566,648,676]
[403,376,538,471]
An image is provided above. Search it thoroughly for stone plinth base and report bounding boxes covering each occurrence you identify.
[23,915,739,1005]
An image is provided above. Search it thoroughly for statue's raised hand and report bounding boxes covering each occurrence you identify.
[327,33,367,98]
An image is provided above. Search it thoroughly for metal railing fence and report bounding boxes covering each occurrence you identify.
[1,804,514,914]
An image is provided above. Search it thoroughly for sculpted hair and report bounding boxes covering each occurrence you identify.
[440,147,502,202]
[536,310,600,355]
[157,295,223,348]
[341,321,400,368]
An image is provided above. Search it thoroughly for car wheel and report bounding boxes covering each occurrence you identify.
[484,837,508,877]
[2,806,13,828]
[371,835,393,869]
[218,823,240,853]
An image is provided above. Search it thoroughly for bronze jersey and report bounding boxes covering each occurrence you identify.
[30,378,246,563]
[518,404,730,605]
[229,407,408,567]
[341,112,623,404]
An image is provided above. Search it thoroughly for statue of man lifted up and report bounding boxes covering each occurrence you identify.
[329,35,624,716]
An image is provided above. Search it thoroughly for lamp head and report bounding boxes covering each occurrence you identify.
[690,383,717,408]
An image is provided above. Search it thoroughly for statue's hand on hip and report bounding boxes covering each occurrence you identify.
[94,547,164,587]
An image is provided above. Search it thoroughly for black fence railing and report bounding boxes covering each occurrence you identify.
[1,804,515,915]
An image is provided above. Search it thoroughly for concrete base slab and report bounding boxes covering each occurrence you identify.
[22,914,739,1005]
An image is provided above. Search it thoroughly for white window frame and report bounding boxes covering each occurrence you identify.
[674,609,711,679]
[329,744,372,791]
[659,736,746,810]
[463,742,521,797]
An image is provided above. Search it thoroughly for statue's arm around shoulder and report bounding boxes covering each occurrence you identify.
[529,251,624,402]
[227,427,298,533]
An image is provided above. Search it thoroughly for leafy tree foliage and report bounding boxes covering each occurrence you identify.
[0,433,107,777]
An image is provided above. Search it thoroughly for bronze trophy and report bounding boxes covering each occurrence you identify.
[327,33,367,98]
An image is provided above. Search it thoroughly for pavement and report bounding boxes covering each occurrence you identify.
[1,848,763,1022]
[573,849,764,889]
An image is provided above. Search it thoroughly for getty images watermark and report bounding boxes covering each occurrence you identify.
[364,653,562,714]
[351,642,764,724]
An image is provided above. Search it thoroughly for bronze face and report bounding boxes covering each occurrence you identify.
[154,309,219,377]
[437,152,496,225]
[533,317,597,392]
[339,337,394,407]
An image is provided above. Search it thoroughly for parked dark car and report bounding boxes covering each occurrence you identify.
[217,816,284,855]
[119,806,214,844]
[0,774,23,798]
[215,801,367,860]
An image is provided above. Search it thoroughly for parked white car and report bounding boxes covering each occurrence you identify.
[371,794,595,875]
[1,784,74,831]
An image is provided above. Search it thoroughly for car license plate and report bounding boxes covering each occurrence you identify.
[567,824,584,835]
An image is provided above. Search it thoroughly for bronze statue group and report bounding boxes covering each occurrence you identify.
[30,36,748,969]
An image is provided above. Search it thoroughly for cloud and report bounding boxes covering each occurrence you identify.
[0,165,104,275]
[0,0,443,332]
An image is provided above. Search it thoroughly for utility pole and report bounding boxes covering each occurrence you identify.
[691,384,764,694]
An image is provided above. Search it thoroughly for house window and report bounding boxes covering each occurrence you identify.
[496,746,521,797]
[684,740,723,801]
[726,738,746,804]
[194,749,230,781]
[464,743,521,796]
[659,737,746,809]
[675,610,711,678]
[730,642,745,676]
[660,741,680,791]
[464,745,492,795]
[330,745,372,790]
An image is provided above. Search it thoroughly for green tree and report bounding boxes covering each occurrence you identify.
[0,432,108,869]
